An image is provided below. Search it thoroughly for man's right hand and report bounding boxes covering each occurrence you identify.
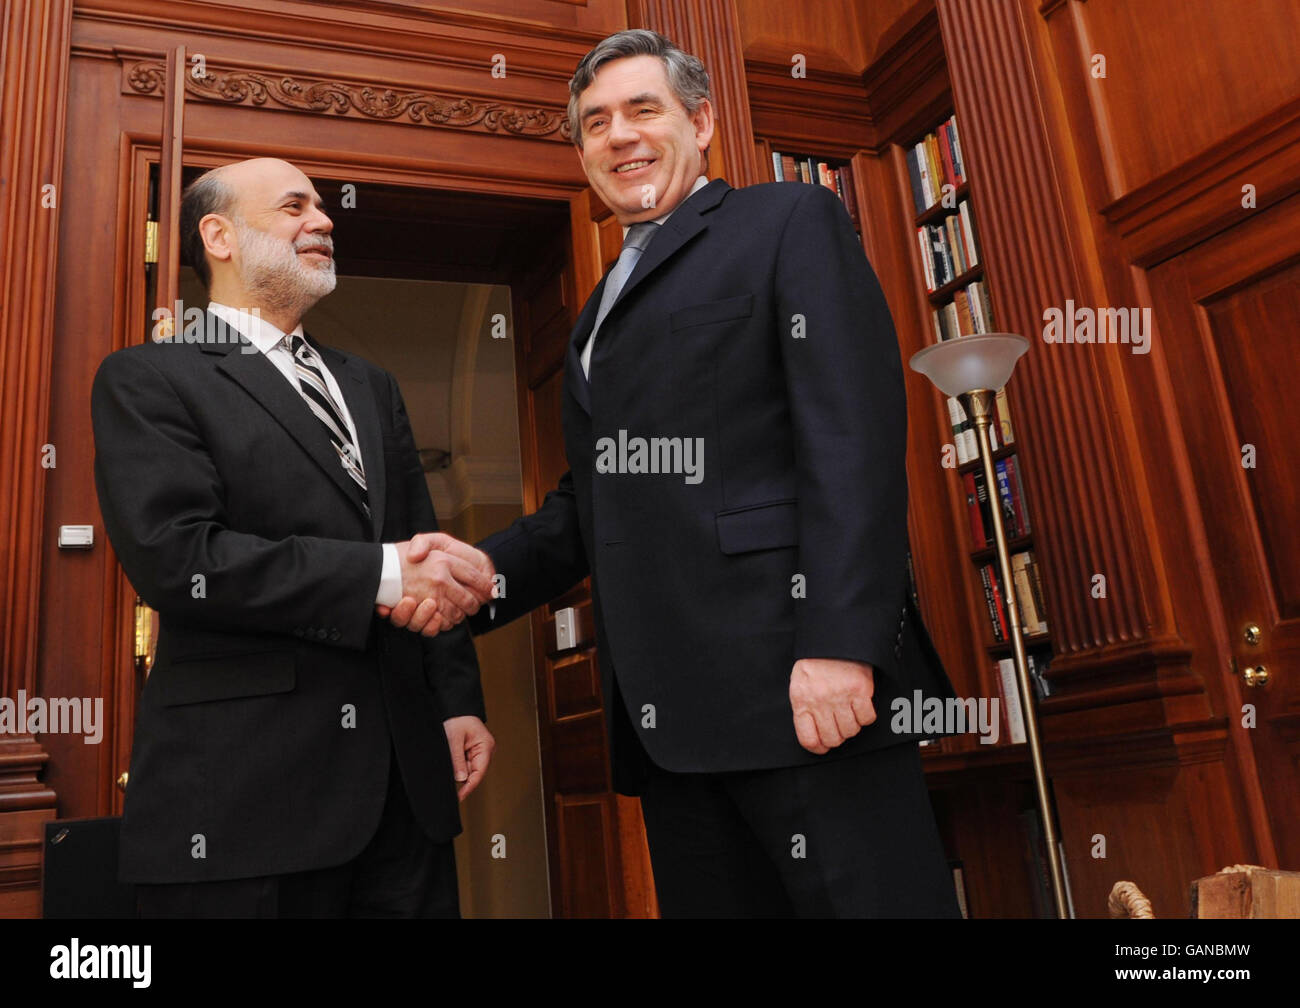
[378,533,495,635]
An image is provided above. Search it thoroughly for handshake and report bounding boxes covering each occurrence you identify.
[375,532,497,636]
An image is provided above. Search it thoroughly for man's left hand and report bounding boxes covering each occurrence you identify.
[443,715,495,801]
[790,658,876,755]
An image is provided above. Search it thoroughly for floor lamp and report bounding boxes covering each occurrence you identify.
[909,333,1070,919]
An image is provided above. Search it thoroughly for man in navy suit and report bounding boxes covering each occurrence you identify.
[389,31,959,917]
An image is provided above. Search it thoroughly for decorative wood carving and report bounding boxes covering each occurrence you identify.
[123,59,574,141]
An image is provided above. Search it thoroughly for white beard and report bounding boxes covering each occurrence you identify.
[235,220,336,321]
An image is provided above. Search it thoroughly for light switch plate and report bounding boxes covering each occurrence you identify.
[555,607,577,651]
[58,525,94,549]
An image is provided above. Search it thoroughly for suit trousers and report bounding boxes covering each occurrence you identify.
[638,739,961,918]
[134,748,459,918]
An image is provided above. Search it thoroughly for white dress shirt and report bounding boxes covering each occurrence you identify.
[208,302,402,608]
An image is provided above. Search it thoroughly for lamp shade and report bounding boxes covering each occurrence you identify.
[908,333,1030,397]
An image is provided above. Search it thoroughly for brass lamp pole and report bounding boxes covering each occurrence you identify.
[910,333,1069,919]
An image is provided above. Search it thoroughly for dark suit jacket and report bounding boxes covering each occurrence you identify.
[475,179,955,795]
[91,313,484,884]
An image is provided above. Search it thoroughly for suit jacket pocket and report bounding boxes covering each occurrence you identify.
[158,650,296,706]
[669,294,753,331]
[716,499,798,555]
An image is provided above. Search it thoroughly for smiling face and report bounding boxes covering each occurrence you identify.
[576,54,714,225]
[199,158,336,328]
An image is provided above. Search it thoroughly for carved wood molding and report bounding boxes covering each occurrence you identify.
[1047,720,1229,776]
[122,58,574,141]
[1100,95,1300,268]
[745,59,875,155]
[860,3,950,144]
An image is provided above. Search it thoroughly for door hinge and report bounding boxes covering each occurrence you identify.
[144,219,158,264]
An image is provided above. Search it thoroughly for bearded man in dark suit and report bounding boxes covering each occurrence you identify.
[93,157,496,917]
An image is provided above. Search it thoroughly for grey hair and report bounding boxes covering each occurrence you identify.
[567,29,712,150]
[179,170,236,289]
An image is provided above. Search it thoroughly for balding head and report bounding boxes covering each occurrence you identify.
[179,157,335,331]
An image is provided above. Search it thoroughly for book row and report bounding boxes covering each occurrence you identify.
[932,280,995,341]
[994,651,1053,746]
[963,455,1032,547]
[979,549,1049,642]
[770,151,860,227]
[906,114,967,214]
[946,392,1015,465]
[917,201,982,292]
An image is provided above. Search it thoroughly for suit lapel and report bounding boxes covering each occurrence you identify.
[566,179,732,417]
[609,178,728,315]
[202,313,374,533]
[566,272,607,415]
[317,341,386,540]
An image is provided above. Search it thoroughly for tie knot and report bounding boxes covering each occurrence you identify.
[288,334,308,357]
[623,221,657,252]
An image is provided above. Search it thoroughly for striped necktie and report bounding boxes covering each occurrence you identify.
[288,334,369,510]
[581,221,657,378]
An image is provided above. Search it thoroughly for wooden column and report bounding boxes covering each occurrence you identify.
[933,0,1187,682]
[0,0,73,914]
[629,0,761,187]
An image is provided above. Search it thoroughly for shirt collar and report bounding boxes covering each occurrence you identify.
[621,174,709,239]
[208,301,304,354]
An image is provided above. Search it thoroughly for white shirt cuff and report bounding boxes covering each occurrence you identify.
[376,543,403,607]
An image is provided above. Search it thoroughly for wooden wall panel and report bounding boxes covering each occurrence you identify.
[0,0,72,917]
[1043,0,1300,200]
[734,0,869,74]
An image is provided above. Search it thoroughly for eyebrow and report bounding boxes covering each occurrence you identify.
[277,190,324,209]
[581,92,665,122]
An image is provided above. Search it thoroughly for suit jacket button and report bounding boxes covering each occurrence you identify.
[329,629,340,641]
[293,627,304,637]
[315,628,327,640]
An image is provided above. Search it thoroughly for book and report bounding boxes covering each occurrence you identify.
[994,458,1021,538]
[914,140,933,207]
[906,147,925,213]
[979,565,1003,642]
[963,471,986,548]
[951,861,970,919]
[996,657,1027,744]
[1005,454,1028,531]
[958,199,980,265]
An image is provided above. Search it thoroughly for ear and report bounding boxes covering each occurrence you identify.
[691,98,715,160]
[198,213,235,266]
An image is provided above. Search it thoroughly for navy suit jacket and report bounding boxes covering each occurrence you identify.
[474,179,954,794]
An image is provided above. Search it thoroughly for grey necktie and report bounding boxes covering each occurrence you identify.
[581,221,657,378]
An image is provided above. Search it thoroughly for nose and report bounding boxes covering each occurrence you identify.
[307,204,333,234]
[607,110,639,146]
